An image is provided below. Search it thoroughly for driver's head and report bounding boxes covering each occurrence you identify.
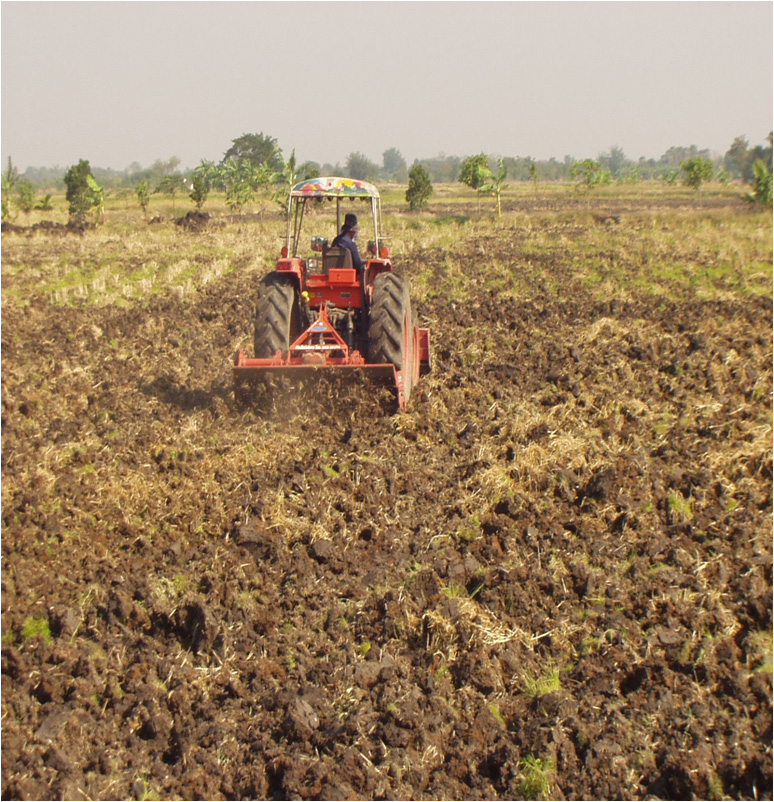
[342,212,359,239]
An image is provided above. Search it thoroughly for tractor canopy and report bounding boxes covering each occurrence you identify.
[285,177,385,258]
[290,177,380,199]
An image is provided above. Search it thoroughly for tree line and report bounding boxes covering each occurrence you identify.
[2,131,772,224]
[11,132,774,190]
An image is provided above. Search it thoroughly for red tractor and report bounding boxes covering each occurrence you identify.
[234,177,431,409]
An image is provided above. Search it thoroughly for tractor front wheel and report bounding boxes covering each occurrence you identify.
[254,280,300,358]
[368,272,415,401]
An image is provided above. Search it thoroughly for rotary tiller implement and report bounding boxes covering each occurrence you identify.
[234,304,431,410]
[233,177,431,410]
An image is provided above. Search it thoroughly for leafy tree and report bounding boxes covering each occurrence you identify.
[221,161,255,214]
[345,152,379,181]
[459,153,490,191]
[2,157,19,221]
[297,161,320,180]
[599,146,629,177]
[724,135,749,179]
[680,157,713,193]
[763,131,773,169]
[161,156,181,175]
[64,159,103,224]
[382,147,407,182]
[136,180,150,219]
[637,156,658,178]
[745,160,772,207]
[87,173,105,224]
[406,164,433,211]
[459,153,491,211]
[279,149,299,188]
[130,157,182,191]
[569,159,612,193]
[617,167,642,185]
[156,174,187,211]
[658,145,710,169]
[716,166,732,186]
[17,180,36,216]
[35,194,54,211]
[664,168,680,186]
[529,161,538,196]
[747,132,774,180]
[223,133,283,172]
[193,159,219,193]
[218,159,272,215]
[725,133,773,183]
[271,149,301,208]
[189,171,209,210]
[499,156,534,182]
[479,158,507,217]
[538,156,570,181]
[415,153,461,183]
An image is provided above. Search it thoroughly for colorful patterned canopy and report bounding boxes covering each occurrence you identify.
[290,176,380,199]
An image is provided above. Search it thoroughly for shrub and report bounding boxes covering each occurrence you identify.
[745,159,772,207]
[680,157,713,193]
[64,159,103,223]
[406,164,433,211]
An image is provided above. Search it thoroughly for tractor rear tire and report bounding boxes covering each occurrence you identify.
[254,280,300,358]
[369,272,415,398]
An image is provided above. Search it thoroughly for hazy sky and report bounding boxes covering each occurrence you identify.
[2,1,772,171]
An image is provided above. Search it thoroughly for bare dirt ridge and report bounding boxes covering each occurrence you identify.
[1,207,772,800]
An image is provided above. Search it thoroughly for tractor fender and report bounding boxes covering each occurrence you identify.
[274,258,305,290]
[364,259,392,302]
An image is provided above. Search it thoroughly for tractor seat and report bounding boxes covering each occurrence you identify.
[322,246,353,273]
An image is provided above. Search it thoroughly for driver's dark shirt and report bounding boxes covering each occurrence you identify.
[331,231,363,271]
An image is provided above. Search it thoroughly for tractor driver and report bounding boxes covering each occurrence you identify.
[331,213,364,274]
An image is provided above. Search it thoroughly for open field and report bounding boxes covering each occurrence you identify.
[2,183,772,800]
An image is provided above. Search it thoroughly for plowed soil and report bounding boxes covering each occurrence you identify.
[2,199,772,800]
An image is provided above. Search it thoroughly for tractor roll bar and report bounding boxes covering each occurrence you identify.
[284,177,385,258]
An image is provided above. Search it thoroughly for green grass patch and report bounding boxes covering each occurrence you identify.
[21,616,52,644]
[521,662,561,698]
[519,755,555,800]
